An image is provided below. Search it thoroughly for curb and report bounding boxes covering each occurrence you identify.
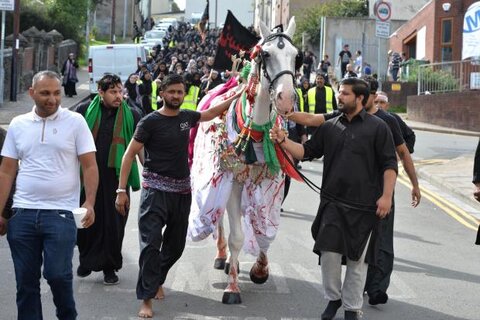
[416,164,480,212]
[409,124,480,138]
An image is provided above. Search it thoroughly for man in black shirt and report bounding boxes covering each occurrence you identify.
[362,76,421,305]
[376,91,416,153]
[337,44,352,79]
[76,74,143,285]
[115,74,243,318]
[270,78,397,320]
[473,139,480,244]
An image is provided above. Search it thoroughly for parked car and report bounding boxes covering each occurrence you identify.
[88,44,147,96]
[153,23,171,32]
[141,30,166,51]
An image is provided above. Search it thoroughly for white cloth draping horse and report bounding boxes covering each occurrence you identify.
[188,17,299,304]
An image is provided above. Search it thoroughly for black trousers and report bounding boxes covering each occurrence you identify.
[136,187,191,300]
[365,198,395,295]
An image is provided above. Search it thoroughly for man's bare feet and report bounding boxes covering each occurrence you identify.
[138,299,153,318]
[154,286,165,300]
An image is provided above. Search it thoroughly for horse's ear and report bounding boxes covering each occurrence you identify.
[285,17,296,38]
[259,20,270,40]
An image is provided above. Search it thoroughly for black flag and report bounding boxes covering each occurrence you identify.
[198,0,209,40]
[213,10,260,72]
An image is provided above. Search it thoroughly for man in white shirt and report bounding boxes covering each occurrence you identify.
[0,70,98,320]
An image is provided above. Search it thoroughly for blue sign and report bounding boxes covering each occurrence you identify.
[464,5,480,33]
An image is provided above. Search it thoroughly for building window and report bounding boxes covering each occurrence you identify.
[441,18,453,62]
[441,19,452,44]
[441,47,453,62]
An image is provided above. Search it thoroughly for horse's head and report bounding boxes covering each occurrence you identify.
[256,17,298,116]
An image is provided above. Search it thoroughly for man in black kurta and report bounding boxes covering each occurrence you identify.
[473,139,480,244]
[270,78,397,320]
[76,75,141,285]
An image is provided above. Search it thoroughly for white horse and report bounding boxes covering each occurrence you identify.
[189,17,299,304]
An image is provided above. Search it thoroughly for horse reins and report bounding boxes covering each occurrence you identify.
[277,145,378,213]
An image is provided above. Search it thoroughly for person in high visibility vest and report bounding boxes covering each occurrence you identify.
[180,73,200,111]
[307,73,337,134]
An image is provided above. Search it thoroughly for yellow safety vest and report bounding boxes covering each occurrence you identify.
[308,86,333,114]
[295,88,304,112]
[180,85,200,111]
[151,81,158,110]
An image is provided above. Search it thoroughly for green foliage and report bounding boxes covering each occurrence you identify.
[293,0,368,47]
[6,0,88,46]
[404,59,459,92]
[388,105,406,113]
[46,0,88,44]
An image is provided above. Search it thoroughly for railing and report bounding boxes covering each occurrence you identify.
[417,59,480,95]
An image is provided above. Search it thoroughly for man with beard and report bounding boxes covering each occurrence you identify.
[115,74,244,318]
[75,74,142,285]
[285,77,421,306]
[0,71,98,319]
[359,77,420,305]
[270,77,397,320]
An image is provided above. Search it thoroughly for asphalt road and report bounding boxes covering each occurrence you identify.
[0,131,479,319]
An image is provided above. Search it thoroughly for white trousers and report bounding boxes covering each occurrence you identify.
[320,235,371,311]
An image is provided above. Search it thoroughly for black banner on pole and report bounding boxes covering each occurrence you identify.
[213,10,259,72]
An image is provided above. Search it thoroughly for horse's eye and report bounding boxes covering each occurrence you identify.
[262,51,270,59]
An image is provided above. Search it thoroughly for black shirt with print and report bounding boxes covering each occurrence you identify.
[134,110,201,179]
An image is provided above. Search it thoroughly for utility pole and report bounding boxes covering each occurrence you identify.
[122,0,127,40]
[10,0,20,101]
[110,0,116,44]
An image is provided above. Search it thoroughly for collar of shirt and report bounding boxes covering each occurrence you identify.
[339,108,367,123]
[31,106,64,122]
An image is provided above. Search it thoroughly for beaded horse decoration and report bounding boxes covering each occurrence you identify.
[189,17,301,304]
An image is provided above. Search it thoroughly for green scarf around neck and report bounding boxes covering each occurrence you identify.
[85,95,140,191]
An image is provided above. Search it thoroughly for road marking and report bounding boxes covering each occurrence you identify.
[397,173,479,230]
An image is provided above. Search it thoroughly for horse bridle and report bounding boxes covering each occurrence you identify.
[256,32,297,95]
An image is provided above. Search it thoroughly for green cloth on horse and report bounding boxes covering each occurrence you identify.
[85,95,140,191]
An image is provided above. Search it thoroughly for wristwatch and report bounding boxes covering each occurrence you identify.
[116,188,127,194]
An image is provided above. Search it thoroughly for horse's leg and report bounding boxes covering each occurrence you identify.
[213,215,227,270]
[250,250,269,284]
[222,181,244,304]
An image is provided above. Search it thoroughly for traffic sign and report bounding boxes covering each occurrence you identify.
[0,0,14,11]
[376,20,390,38]
[375,1,392,22]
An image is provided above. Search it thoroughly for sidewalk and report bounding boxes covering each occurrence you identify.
[0,67,90,128]
[0,71,479,216]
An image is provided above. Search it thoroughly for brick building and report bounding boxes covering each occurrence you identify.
[389,0,479,62]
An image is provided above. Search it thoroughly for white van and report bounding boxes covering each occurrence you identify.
[88,44,147,95]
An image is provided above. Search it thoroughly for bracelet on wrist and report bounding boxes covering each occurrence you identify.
[278,136,286,144]
[116,188,127,194]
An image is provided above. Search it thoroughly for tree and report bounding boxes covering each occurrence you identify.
[47,0,89,44]
[293,0,368,48]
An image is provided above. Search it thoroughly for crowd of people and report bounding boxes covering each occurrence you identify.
[0,18,477,320]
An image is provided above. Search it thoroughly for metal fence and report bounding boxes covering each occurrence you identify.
[417,60,480,95]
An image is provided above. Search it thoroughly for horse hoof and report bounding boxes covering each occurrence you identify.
[214,258,226,270]
[250,269,269,284]
[222,292,242,304]
[224,262,240,275]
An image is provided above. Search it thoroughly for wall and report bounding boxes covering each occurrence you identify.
[94,0,136,38]
[407,91,480,131]
[382,81,417,107]
[368,0,430,20]
[390,0,479,63]
[389,2,435,61]
[323,17,405,81]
